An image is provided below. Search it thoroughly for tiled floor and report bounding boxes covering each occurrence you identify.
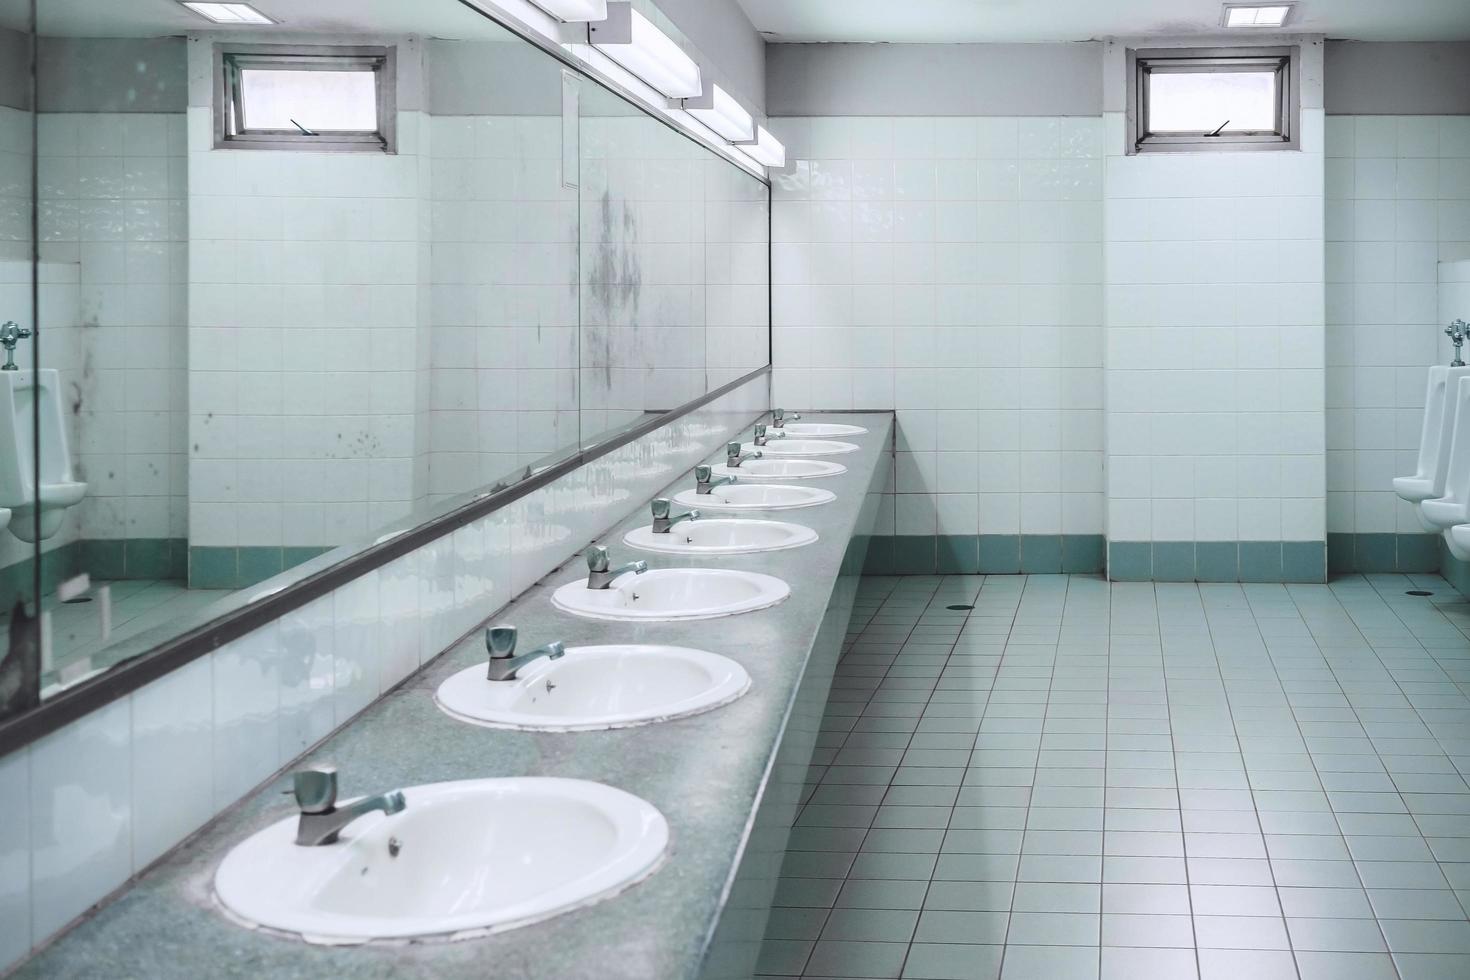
[756,573,1470,980]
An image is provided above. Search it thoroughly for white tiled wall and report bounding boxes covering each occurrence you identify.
[37,112,189,548]
[426,113,578,503]
[1324,115,1470,535]
[186,102,432,550]
[0,105,30,263]
[770,116,1107,541]
[0,370,767,972]
[1103,109,1328,545]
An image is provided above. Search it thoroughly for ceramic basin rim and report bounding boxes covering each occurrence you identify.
[741,439,861,457]
[778,422,869,436]
[432,644,753,731]
[621,519,819,555]
[670,485,837,511]
[549,568,791,621]
[213,777,670,943]
[708,459,848,481]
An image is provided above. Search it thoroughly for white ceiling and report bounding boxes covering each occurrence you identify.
[735,0,1470,43]
[7,0,516,38]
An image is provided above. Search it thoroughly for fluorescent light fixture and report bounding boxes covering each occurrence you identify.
[744,126,785,169]
[588,3,702,100]
[1222,3,1292,27]
[527,0,607,22]
[180,2,276,24]
[683,84,754,143]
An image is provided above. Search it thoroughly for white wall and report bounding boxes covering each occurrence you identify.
[185,35,431,551]
[770,116,1106,543]
[0,105,29,263]
[1102,111,1328,547]
[1325,115,1470,536]
[37,112,188,548]
[426,112,578,503]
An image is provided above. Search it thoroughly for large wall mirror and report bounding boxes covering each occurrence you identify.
[0,0,769,731]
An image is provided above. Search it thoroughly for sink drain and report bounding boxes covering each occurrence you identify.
[1406,590,1434,597]
[946,604,975,611]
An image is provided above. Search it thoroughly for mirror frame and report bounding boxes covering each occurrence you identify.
[0,0,773,754]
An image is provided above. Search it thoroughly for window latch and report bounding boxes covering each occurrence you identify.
[289,118,318,137]
[1205,119,1230,137]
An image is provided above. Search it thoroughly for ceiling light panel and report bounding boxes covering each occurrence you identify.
[745,126,785,169]
[180,2,276,24]
[1222,4,1292,28]
[528,0,608,22]
[686,84,755,143]
[589,4,702,100]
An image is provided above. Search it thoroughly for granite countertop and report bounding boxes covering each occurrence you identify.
[14,413,892,980]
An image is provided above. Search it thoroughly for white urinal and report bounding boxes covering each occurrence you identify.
[1420,375,1470,531]
[0,369,87,542]
[1395,365,1470,506]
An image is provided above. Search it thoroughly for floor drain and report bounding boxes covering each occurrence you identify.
[62,596,93,604]
[946,604,975,610]
[1406,590,1434,597]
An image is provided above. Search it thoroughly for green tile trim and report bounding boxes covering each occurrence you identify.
[1195,542,1239,582]
[862,537,894,575]
[1327,533,1440,574]
[1019,535,1062,574]
[978,535,1020,574]
[1151,542,1195,582]
[1283,541,1326,583]
[936,535,979,574]
[891,536,936,575]
[189,546,239,589]
[1442,538,1470,599]
[1061,535,1105,574]
[1108,541,1151,581]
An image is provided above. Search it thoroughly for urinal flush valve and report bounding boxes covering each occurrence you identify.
[0,322,31,372]
[1448,319,1468,368]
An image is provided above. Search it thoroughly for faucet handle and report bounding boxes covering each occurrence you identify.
[293,766,338,814]
[695,464,712,483]
[727,441,742,459]
[586,545,609,572]
[486,624,516,660]
[651,497,671,519]
[754,423,767,437]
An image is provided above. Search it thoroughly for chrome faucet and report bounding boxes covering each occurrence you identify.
[651,497,699,533]
[753,423,784,447]
[0,321,31,372]
[485,624,565,681]
[292,766,406,847]
[585,544,648,589]
[771,408,800,429]
[727,441,761,468]
[695,464,737,495]
[1449,320,1468,368]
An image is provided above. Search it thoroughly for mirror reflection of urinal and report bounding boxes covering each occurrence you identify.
[0,369,88,542]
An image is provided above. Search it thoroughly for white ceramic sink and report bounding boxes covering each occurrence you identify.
[741,438,859,457]
[624,518,817,555]
[778,422,868,437]
[708,458,847,481]
[214,778,668,943]
[672,484,835,511]
[552,567,789,621]
[436,645,750,731]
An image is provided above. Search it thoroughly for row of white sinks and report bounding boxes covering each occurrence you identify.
[214,418,869,946]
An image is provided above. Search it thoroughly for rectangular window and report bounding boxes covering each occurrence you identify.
[1127,47,1298,154]
[214,45,396,152]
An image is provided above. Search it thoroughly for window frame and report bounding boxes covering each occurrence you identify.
[212,43,397,152]
[1127,45,1299,154]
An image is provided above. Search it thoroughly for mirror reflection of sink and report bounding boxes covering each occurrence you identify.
[552,567,789,621]
[672,484,835,512]
[779,422,868,437]
[707,458,847,481]
[436,644,751,731]
[624,518,817,555]
[741,439,859,457]
[214,778,668,943]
